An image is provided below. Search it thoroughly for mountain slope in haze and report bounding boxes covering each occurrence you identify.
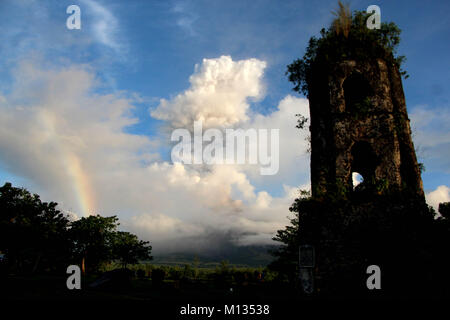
[151,245,278,268]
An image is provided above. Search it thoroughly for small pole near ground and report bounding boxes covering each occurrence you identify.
[299,244,315,295]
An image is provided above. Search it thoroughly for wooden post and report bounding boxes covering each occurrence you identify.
[81,257,86,275]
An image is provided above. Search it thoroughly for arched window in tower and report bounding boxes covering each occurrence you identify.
[350,141,379,191]
[343,72,373,113]
[352,172,364,190]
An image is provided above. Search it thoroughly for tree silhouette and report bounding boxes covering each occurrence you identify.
[1,182,154,279]
[111,231,152,268]
[0,183,71,274]
[69,215,119,273]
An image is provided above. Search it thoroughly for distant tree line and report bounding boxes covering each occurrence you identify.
[0,182,152,275]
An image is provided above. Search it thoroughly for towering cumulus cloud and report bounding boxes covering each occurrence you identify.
[2,56,446,254]
[151,55,266,129]
[0,57,306,253]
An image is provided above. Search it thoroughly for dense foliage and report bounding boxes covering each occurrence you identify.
[270,189,450,297]
[111,231,152,268]
[0,183,71,274]
[287,8,407,97]
[0,182,151,275]
[69,215,120,272]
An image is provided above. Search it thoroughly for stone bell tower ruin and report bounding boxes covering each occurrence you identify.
[308,58,424,198]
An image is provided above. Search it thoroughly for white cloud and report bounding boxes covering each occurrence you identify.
[151,55,266,129]
[0,58,304,254]
[410,105,450,172]
[0,60,156,216]
[352,172,363,188]
[149,55,312,190]
[426,185,450,211]
[6,56,446,255]
[80,0,124,53]
[129,213,203,241]
[240,95,310,188]
[172,1,199,36]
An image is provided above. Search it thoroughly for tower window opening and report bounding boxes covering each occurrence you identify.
[343,72,373,113]
[352,172,364,190]
[350,141,379,191]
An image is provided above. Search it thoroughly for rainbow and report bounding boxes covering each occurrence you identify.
[40,110,95,217]
[65,153,96,217]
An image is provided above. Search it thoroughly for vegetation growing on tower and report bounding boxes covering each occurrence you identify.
[269,2,450,297]
[287,3,408,97]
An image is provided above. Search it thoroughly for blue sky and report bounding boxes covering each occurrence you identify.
[0,0,449,250]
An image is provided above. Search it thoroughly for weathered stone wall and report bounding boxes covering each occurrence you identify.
[309,58,424,197]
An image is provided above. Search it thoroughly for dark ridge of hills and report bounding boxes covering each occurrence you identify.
[151,245,278,268]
